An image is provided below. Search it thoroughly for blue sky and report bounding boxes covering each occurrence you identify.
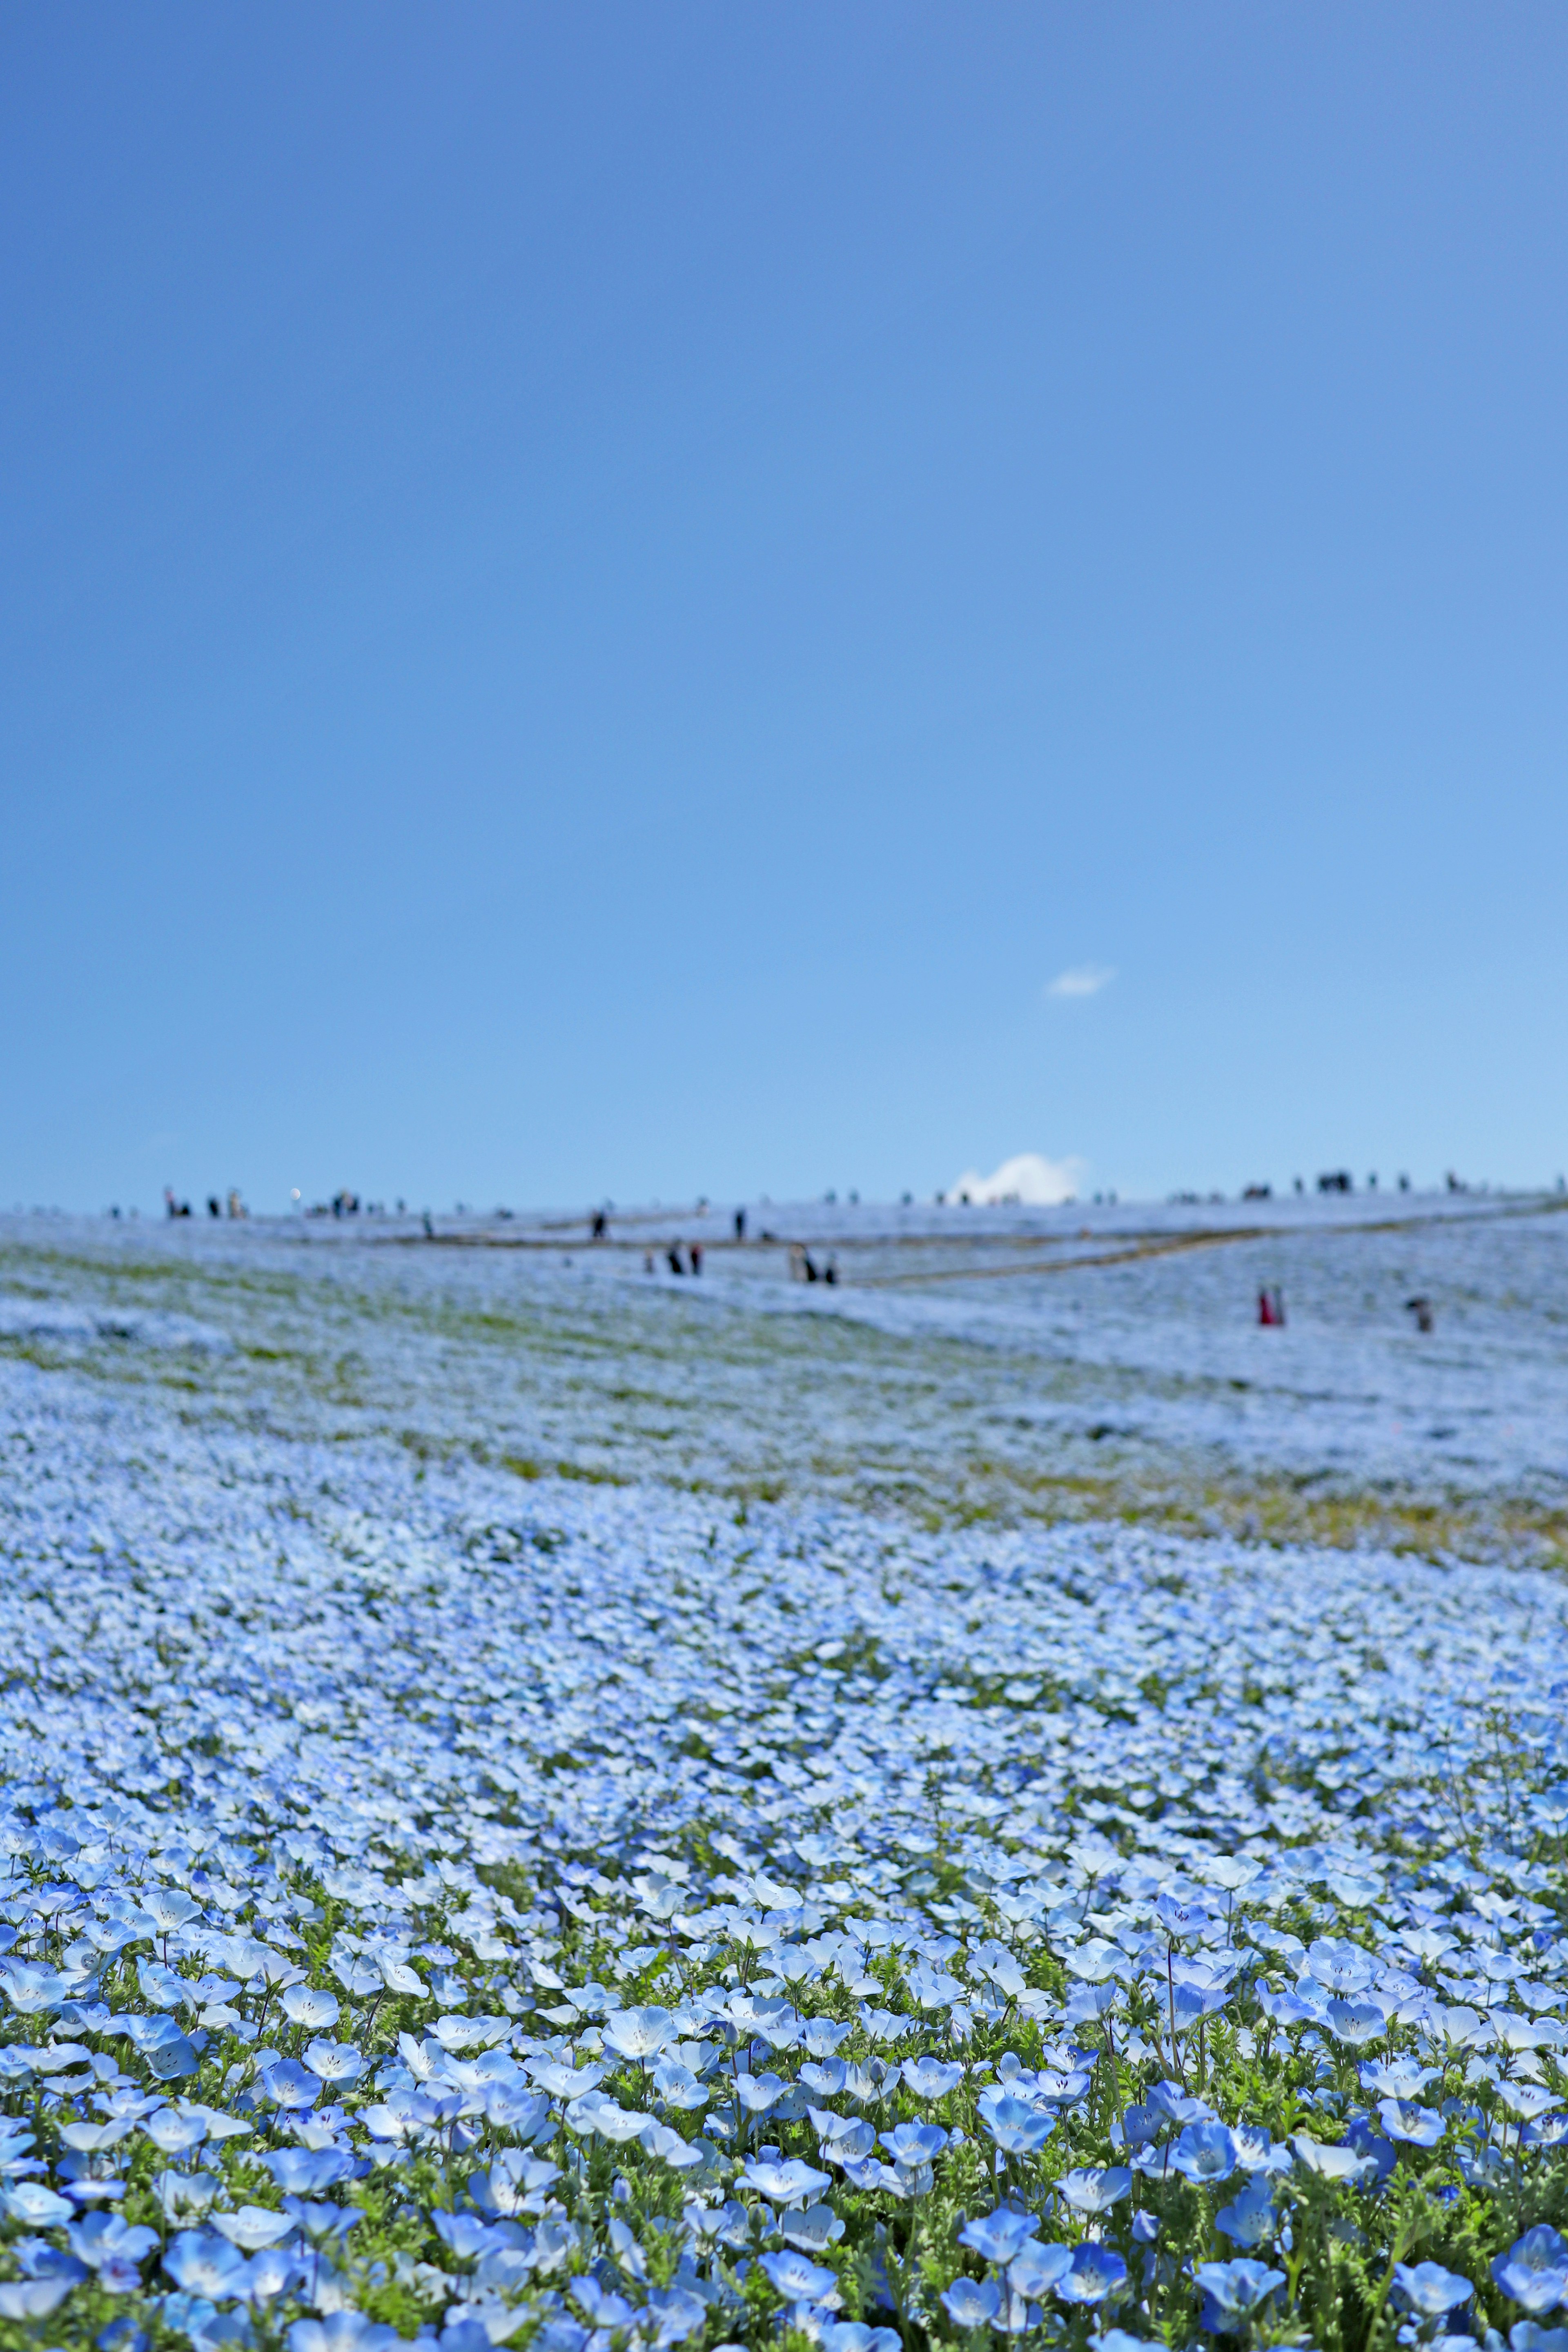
[3,4,1564,1212]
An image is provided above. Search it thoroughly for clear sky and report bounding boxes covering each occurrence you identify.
[4,4,1565,1214]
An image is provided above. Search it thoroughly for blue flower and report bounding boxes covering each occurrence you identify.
[941,2277,1001,2328]
[1493,2231,1568,2317]
[1394,2262,1476,2320]
[1170,2120,1238,2185]
[1056,2245,1127,2306]
[1194,2258,1286,2328]
[1215,2176,1275,2247]
[1379,2098,1444,2147]
[960,2208,1039,2265]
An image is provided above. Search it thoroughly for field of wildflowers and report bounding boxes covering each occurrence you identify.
[1,1211,1567,2352]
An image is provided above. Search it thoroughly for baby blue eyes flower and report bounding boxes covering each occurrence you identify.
[603,2005,675,2060]
[1492,2230,1568,2316]
[1216,2175,1276,2246]
[1056,2244,1127,2306]
[1379,2097,1444,2146]
[1170,2120,1239,2185]
[1009,2242,1071,2298]
[0,2278,75,2320]
[738,2156,833,2204]
[1057,2166,1132,2214]
[256,2057,322,2111]
[1327,1997,1388,2047]
[1395,2263,1477,2320]
[881,2121,947,2164]
[1195,2259,1287,2325]
[981,2096,1056,2156]
[960,2208,1039,2265]
[942,2277,1001,2328]
[163,2230,249,2299]
[758,2249,839,2305]
[279,1985,339,2033]
[902,2056,964,2099]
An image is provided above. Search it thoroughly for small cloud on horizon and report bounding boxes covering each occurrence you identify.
[946,1151,1087,1207]
[1046,963,1116,999]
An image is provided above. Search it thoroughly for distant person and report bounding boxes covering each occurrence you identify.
[591,1211,607,1240]
[689,1241,703,1276]
[1405,1295,1434,1333]
[422,1212,434,1238]
[734,1208,746,1241]
[824,1255,838,1286]
[164,1187,176,1219]
[207,1196,221,1219]
[644,1251,655,1274]
[667,1244,685,1276]
[1258,1288,1285,1326]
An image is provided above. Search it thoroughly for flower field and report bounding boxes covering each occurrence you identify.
[1,1211,1567,2352]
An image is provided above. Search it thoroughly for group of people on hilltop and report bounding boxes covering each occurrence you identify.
[644,1241,704,1276]
[165,1187,245,1220]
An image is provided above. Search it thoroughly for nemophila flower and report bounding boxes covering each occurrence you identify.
[881,2121,946,2166]
[739,2155,832,2203]
[1292,2133,1373,2183]
[0,2277,74,2320]
[759,2248,840,2305]
[982,2094,1056,2156]
[1380,2098,1445,2146]
[903,2056,964,2099]
[210,2207,293,2253]
[734,2069,787,2115]
[1009,2242,1071,2298]
[280,1984,339,2034]
[1216,2174,1276,2246]
[257,2056,322,2110]
[143,2107,207,2156]
[1195,2259,1286,2327]
[1394,2264,1476,2320]
[68,2211,158,2273]
[3,2178,74,2225]
[1327,1997,1388,2046]
[1363,2057,1440,2098]
[820,2324,900,2352]
[942,2276,1001,2328]
[960,2208,1039,2265]
[163,2230,249,2299]
[1057,2166,1132,2214]
[243,2246,300,2305]
[1510,2328,1568,2352]
[1493,2230,1568,2316]
[302,2037,365,2085]
[1155,1895,1214,1941]
[1149,2082,1216,2127]
[1305,1939,1376,1997]
[1171,2120,1238,2185]
[604,2005,675,2061]
[780,2202,844,2253]
[287,2316,403,2352]
[1056,2244,1127,2306]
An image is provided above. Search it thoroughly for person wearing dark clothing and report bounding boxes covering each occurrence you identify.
[667,1245,685,1276]
[690,1241,703,1275]
[734,1208,746,1241]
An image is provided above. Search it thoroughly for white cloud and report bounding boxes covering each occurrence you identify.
[946,1152,1087,1207]
[1046,964,1116,999]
